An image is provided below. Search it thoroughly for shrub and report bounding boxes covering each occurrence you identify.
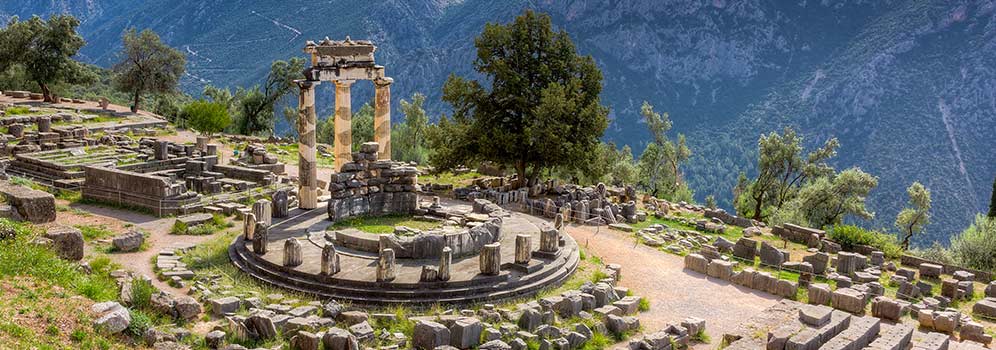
[5,106,31,115]
[170,220,188,235]
[638,297,650,312]
[182,100,230,134]
[911,242,955,265]
[126,309,152,337]
[130,278,155,309]
[949,215,996,272]
[827,225,902,259]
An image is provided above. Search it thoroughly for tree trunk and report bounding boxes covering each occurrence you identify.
[38,82,52,102]
[901,231,912,251]
[516,161,527,189]
[751,192,765,222]
[132,91,141,113]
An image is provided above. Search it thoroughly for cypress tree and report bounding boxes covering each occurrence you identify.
[988,175,996,218]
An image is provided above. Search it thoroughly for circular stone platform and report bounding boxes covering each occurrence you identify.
[230,201,579,306]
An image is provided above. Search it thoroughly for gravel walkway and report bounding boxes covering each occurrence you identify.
[564,223,781,348]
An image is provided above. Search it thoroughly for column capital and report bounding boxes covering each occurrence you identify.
[374,77,394,87]
[334,79,356,88]
[295,79,319,89]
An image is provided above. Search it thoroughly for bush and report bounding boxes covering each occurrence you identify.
[5,106,31,115]
[126,309,152,337]
[182,100,230,134]
[949,215,996,272]
[827,225,902,259]
[911,242,955,265]
[130,278,155,309]
[170,220,188,235]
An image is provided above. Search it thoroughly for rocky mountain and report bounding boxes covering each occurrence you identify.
[3,0,994,245]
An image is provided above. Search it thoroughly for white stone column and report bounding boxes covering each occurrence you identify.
[334,80,354,172]
[297,80,319,209]
[374,77,393,160]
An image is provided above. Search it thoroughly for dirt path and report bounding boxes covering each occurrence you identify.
[563,223,781,348]
[63,202,221,294]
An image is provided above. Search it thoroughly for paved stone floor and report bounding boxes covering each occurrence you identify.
[555,220,782,348]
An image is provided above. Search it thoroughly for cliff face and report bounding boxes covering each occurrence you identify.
[4,0,994,245]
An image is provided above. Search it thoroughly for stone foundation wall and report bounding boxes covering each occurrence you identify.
[900,255,992,282]
[325,145,417,221]
[703,209,754,228]
[82,166,198,215]
[772,223,825,248]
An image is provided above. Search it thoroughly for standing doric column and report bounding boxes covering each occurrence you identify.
[297,80,319,209]
[334,80,354,172]
[374,77,393,160]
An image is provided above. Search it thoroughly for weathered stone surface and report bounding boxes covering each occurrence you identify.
[43,226,84,261]
[605,314,640,334]
[479,340,511,350]
[808,283,832,305]
[112,231,144,252]
[683,253,709,274]
[349,321,374,342]
[919,263,943,279]
[803,252,829,275]
[322,327,359,350]
[759,242,786,266]
[449,317,483,349]
[831,288,867,314]
[706,259,735,281]
[205,330,226,349]
[870,296,906,321]
[836,252,866,276]
[987,281,996,298]
[799,304,833,326]
[479,243,500,275]
[272,189,289,218]
[321,242,341,275]
[732,237,757,261]
[290,331,321,350]
[414,320,450,350]
[246,314,278,340]
[253,223,268,254]
[174,296,201,320]
[514,234,531,265]
[284,238,303,267]
[0,184,55,223]
[209,296,241,316]
[92,301,131,334]
[973,297,996,318]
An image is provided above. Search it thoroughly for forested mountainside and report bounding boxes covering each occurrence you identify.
[4,0,994,245]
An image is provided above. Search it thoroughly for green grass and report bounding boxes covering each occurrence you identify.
[327,215,443,234]
[0,219,119,302]
[171,214,232,235]
[8,176,48,192]
[4,106,32,115]
[75,224,115,241]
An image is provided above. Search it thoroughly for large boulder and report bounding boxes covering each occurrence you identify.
[0,183,55,223]
[112,231,144,252]
[92,301,131,334]
[174,296,202,320]
[414,320,450,350]
[44,226,84,261]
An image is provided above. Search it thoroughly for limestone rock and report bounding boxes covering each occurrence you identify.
[92,301,131,334]
[414,320,450,350]
[0,184,55,223]
[44,226,84,261]
[112,231,144,252]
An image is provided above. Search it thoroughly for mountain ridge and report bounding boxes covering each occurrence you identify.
[3,0,993,245]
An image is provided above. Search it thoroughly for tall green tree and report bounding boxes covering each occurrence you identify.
[209,57,304,136]
[895,181,931,250]
[637,101,691,198]
[989,176,996,218]
[427,10,609,187]
[112,28,185,112]
[735,127,839,221]
[787,167,878,228]
[393,93,430,163]
[0,15,94,102]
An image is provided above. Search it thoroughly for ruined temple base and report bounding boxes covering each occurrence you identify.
[229,201,580,306]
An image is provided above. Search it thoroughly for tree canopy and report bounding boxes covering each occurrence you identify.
[895,181,931,250]
[393,93,430,164]
[426,10,609,186]
[204,57,304,136]
[0,15,94,102]
[183,100,230,134]
[636,101,692,200]
[112,28,185,112]
[734,127,838,221]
